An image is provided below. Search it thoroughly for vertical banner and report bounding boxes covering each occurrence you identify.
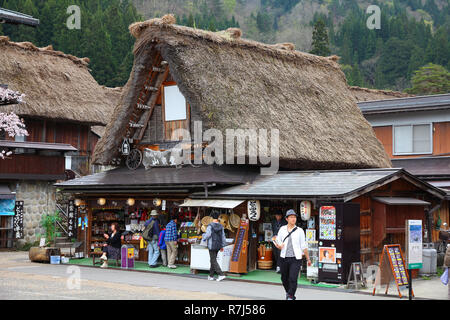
[406,220,423,269]
[13,201,24,239]
[67,200,76,239]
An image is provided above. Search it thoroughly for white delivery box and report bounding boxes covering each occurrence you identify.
[190,243,234,272]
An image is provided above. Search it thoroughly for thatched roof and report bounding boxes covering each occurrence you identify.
[93,15,391,169]
[349,86,414,102]
[0,36,120,125]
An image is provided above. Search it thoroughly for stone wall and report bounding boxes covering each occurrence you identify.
[14,181,56,246]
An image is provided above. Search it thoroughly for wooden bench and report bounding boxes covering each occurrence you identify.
[91,251,120,267]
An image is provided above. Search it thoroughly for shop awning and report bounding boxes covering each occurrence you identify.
[372,197,430,206]
[0,185,15,200]
[180,199,244,209]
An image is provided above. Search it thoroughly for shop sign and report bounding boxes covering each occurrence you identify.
[406,220,423,269]
[247,200,260,221]
[13,201,24,239]
[67,200,76,238]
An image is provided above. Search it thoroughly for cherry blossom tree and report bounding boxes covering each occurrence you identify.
[0,87,28,159]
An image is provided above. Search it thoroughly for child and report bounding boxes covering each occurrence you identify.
[158,226,167,267]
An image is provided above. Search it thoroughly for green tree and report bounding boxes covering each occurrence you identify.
[406,63,450,95]
[310,18,331,56]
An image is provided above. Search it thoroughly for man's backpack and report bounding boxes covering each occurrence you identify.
[142,219,155,241]
[210,225,224,251]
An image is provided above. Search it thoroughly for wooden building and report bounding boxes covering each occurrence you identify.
[57,15,396,279]
[0,37,120,247]
[358,93,450,245]
[192,169,446,271]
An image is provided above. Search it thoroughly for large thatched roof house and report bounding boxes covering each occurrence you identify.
[93,14,391,170]
[0,36,121,126]
[0,36,121,247]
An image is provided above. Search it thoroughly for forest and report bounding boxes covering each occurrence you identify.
[1,0,448,92]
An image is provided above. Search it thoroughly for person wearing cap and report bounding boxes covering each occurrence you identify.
[273,209,311,300]
[271,211,287,273]
[145,210,161,268]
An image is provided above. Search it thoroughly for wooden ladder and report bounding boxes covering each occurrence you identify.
[125,53,170,142]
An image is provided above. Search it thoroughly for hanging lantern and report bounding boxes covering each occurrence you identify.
[126,198,135,206]
[121,138,130,156]
[74,199,83,207]
[97,198,106,206]
[300,201,311,221]
[247,200,261,221]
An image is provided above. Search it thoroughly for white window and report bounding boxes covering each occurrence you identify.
[393,124,432,155]
[163,85,187,121]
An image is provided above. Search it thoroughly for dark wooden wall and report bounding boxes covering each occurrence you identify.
[16,118,93,156]
[0,154,65,175]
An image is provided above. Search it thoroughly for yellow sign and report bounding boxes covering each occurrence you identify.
[127,248,134,259]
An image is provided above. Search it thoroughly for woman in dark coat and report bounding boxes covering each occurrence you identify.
[100,222,122,268]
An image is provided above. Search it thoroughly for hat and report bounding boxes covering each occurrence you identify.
[285,209,297,218]
[150,210,158,216]
[230,213,240,229]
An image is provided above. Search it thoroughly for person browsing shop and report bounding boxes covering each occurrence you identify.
[164,214,178,269]
[202,210,227,282]
[144,210,161,268]
[100,222,122,268]
[273,209,311,300]
[271,212,287,273]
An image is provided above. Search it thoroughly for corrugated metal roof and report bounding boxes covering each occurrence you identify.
[55,164,259,189]
[192,168,445,200]
[0,8,39,27]
[391,157,450,177]
[358,93,450,115]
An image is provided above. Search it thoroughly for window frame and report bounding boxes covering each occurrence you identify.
[392,123,433,156]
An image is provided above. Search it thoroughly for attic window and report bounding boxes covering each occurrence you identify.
[163,85,187,121]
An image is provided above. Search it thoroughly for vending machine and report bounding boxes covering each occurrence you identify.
[318,202,360,284]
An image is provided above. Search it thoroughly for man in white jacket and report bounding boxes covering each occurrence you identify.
[273,209,311,300]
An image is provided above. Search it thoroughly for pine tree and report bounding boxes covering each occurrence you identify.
[310,18,331,56]
[406,63,450,95]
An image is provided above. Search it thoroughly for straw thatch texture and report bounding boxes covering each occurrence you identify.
[0,36,120,125]
[93,15,391,169]
[349,86,414,102]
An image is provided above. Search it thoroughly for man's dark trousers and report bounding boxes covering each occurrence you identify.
[280,257,302,298]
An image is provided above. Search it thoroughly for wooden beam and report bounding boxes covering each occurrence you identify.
[135,67,170,141]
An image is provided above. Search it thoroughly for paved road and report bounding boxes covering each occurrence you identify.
[0,251,398,300]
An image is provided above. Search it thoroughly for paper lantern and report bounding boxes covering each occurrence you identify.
[126,198,135,206]
[97,198,106,206]
[300,201,311,221]
[247,200,261,221]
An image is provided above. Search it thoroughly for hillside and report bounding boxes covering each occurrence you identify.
[1,0,447,91]
[133,0,450,91]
